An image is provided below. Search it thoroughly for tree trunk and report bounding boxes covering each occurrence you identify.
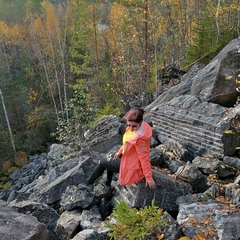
[216,0,221,40]
[0,88,16,156]
[143,0,149,88]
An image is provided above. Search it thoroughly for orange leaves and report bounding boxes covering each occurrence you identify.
[179,237,190,240]
[0,21,25,43]
[196,233,206,240]
[187,219,199,226]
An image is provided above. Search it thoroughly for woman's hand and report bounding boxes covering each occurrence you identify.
[114,152,122,159]
[146,179,155,189]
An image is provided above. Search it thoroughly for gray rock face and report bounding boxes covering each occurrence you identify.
[192,156,236,178]
[83,115,124,153]
[150,95,240,157]
[0,200,55,240]
[146,38,240,110]
[8,200,60,237]
[113,170,192,212]
[146,39,240,159]
[55,210,82,240]
[176,162,208,193]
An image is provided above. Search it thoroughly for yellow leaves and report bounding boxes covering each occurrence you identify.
[236,79,240,85]
[157,209,163,216]
[0,21,24,43]
[41,0,47,8]
[225,75,233,80]
[179,237,190,240]
[157,233,164,239]
[27,106,45,129]
[207,227,216,236]
[224,129,234,134]
[28,89,39,103]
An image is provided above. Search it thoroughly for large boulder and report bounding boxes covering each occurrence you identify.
[0,200,55,240]
[113,169,192,212]
[150,95,240,157]
[146,38,240,110]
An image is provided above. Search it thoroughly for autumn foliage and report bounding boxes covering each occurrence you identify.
[0,0,239,164]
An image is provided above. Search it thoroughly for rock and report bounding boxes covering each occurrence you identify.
[150,95,240,158]
[71,227,110,240]
[55,210,82,240]
[225,183,240,206]
[60,185,95,210]
[80,206,102,230]
[83,115,124,153]
[113,170,192,212]
[223,156,240,170]
[0,200,56,240]
[146,38,240,110]
[154,139,193,172]
[161,212,182,240]
[8,200,60,237]
[176,162,208,193]
[29,150,99,205]
[177,202,240,239]
[192,156,236,178]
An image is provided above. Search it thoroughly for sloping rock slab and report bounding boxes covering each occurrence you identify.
[113,170,192,212]
[146,38,240,110]
[0,200,55,240]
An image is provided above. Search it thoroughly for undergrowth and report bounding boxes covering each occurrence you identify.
[106,200,167,240]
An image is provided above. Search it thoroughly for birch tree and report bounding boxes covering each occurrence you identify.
[0,88,16,156]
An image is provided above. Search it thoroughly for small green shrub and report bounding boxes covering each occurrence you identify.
[106,200,167,240]
[3,181,12,189]
[14,151,29,167]
[7,166,19,175]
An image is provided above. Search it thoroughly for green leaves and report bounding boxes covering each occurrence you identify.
[106,200,166,240]
[52,84,97,148]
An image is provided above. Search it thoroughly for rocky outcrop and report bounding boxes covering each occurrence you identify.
[150,95,240,157]
[146,38,240,110]
[146,38,240,158]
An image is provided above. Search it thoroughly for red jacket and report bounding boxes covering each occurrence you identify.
[118,121,153,185]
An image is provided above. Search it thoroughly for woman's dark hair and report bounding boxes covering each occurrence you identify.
[125,108,144,123]
[133,107,145,115]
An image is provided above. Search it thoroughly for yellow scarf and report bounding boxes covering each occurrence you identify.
[122,129,135,154]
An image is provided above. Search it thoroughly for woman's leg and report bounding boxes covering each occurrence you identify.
[87,157,121,185]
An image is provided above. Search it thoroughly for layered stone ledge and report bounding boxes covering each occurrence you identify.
[150,95,240,158]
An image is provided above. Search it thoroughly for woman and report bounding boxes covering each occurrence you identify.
[79,108,155,191]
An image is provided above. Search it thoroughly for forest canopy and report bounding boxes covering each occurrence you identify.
[0,0,239,166]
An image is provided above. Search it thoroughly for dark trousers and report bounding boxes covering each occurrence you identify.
[87,157,121,186]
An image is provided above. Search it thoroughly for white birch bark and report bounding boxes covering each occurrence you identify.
[0,88,16,154]
[216,0,221,40]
